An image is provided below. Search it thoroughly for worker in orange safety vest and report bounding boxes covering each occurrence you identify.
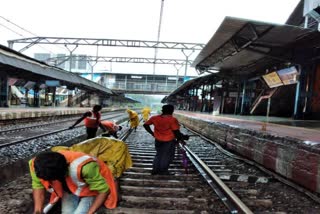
[29,150,118,214]
[69,105,106,139]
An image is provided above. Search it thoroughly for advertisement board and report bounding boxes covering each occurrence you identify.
[262,71,283,88]
[276,66,298,85]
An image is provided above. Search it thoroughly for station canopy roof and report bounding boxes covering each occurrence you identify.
[193,16,320,79]
[0,45,113,95]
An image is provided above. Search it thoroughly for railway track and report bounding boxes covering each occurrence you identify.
[100,126,320,213]
[0,112,125,148]
[105,130,229,213]
[1,119,320,213]
[102,127,251,213]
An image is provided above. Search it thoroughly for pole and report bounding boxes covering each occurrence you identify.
[64,45,78,72]
[153,0,165,76]
[181,49,195,81]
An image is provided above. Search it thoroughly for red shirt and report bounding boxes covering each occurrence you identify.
[84,111,101,128]
[101,120,117,132]
[145,114,180,142]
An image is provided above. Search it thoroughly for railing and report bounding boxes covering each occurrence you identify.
[105,81,182,92]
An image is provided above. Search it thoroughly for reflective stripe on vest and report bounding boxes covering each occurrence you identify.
[69,155,95,196]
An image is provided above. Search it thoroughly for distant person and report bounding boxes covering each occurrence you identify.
[101,120,123,138]
[143,104,189,175]
[69,105,106,139]
[126,109,139,131]
[141,106,151,122]
[29,151,118,214]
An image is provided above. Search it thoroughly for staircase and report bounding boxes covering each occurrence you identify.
[250,88,278,114]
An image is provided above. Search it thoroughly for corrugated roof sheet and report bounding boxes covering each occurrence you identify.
[193,16,318,77]
[0,44,113,95]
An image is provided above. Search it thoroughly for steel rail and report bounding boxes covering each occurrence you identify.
[182,143,253,214]
[0,110,125,134]
[185,126,320,205]
[0,114,124,149]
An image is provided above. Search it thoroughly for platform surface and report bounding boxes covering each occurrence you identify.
[176,111,320,144]
[0,107,114,120]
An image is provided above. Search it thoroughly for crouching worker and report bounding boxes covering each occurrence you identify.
[101,120,122,138]
[29,150,118,214]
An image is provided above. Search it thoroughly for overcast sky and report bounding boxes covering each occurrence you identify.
[1,0,301,76]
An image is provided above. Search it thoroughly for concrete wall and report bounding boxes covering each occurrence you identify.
[175,114,320,193]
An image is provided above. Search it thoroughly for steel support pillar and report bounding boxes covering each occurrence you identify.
[240,81,247,115]
[294,66,303,119]
[0,73,9,107]
[33,85,40,107]
[266,97,271,117]
[51,87,56,107]
[67,90,73,107]
[25,89,29,106]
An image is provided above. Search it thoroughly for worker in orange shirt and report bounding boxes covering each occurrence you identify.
[101,120,122,138]
[143,104,189,175]
[69,105,106,139]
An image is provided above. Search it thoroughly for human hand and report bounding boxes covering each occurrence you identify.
[102,132,111,137]
[182,134,189,141]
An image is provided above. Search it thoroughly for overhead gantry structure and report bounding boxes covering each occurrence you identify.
[7,37,205,80]
[7,37,204,52]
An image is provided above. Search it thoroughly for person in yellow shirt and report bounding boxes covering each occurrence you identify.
[126,109,139,131]
[141,106,151,122]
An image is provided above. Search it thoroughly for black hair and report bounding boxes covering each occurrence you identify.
[34,151,68,181]
[162,104,174,114]
[118,125,123,131]
[93,105,102,112]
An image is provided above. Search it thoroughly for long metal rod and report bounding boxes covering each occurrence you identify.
[46,55,193,66]
[183,144,253,214]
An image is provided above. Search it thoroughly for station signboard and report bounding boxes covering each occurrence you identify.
[45,80,60,87]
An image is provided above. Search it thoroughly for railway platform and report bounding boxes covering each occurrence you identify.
[175,110,320,195]
[0,107,122,120]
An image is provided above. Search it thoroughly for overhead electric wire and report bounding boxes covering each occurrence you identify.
[0,15,39,38]
[0,22,25,37]
[0,16,65,54]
